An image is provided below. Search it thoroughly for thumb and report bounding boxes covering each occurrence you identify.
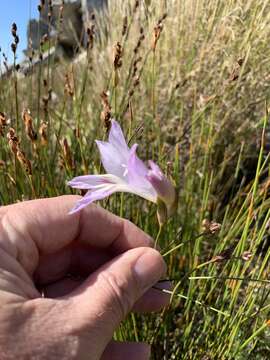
[70,247,166,350]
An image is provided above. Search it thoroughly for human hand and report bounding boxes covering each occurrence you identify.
[0,196,169,359]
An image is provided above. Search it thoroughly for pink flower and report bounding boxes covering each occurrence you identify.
[68,120,176,214]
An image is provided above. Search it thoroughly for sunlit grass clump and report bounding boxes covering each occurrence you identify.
[0,0,270,358]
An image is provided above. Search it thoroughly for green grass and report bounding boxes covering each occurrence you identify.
[0,0,270,358]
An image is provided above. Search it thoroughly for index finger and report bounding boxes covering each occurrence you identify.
[0,196,153,271]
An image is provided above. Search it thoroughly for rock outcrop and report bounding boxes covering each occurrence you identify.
[26,0,107,57]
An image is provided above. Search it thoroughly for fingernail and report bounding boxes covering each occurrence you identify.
[134,249,166,292]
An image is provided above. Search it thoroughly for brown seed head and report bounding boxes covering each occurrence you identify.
[113,42,123,70]
[158,13,168,24]
[62,138,74,170]
[7,127,16,140]
[133,76,140,87]
[86,25,95,49]
[228,58,244,82]
[122,16,128,37]
[11,23,17,37]
[209,222,221,234]
[11,43,17,54]
[100,91,112,131]
[133,0,140,13]
[16,149,32,175]
[0,112,7,137]
[152,23,163,51]
[39,122,48,146]
[22,109,37,142]
[202,219,221,235]
[7,128,19,155]
[134,30,145,54]
[0,112,7,127]
[8,139,18,155]
[64,72,74,97]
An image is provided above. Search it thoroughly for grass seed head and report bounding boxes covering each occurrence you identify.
[152,23,163,51]
[134,30,145,54]
[22,109,37,142]
[113,42,123,70]
[100,91,112,131]
[11,43,17,54]
[0,112,7,137]
[39,122,48,146]
[16,149,32,175]
[11,23,17,37]
[202,219,221,235]
[228,58,244,82]
[122,15,128,37]
[7,128,19,155]
[133,0,140,13]
[61,138,74,170]
[64,72,74,97]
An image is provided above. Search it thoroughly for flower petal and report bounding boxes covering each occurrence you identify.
[109,120,130,156]
[148,160,163,180]
[69,172,157,214]
[127,144,157,201]
[69,186,117,214]
[96,140,129,179]
[146,160,176,208]
[67,174,121,189]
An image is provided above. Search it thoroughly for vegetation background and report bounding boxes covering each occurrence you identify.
[0,0,269,358]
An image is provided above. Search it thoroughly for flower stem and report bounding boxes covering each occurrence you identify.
[120,193,124,218]
[155,223,163,249]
